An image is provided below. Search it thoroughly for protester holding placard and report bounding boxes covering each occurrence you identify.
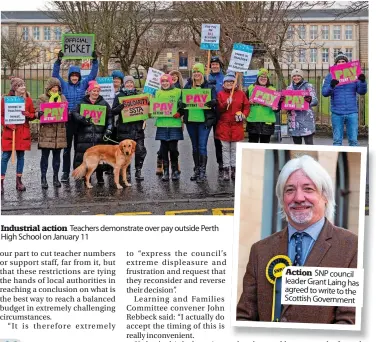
[282,69,318,145]
[1,77,36,194]
[208,56,225,179]
[182,63,217,183]
[52,49,99,183]
[71,81,113,185]
[322,52,367,146]
[246,69,278,144]
[35,78,68,189]
[216,73,250,181]
[112,76,147,182]
[153,74,184,182]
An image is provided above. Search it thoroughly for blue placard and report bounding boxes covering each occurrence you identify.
[143,85,158,96]
[96,77,113,84]
[200,42,219,50]
[4,96,24,104]
[233,43,254,54]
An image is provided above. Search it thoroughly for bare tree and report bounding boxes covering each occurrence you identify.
[1,32,41,74]
[335,1,368,17]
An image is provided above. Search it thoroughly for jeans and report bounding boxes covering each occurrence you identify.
[186,123,211,156]
[292,134,314,145]
[1,151,25,176]
[40,148,62,175]
[331,112,358,146]
[221,141,237,168]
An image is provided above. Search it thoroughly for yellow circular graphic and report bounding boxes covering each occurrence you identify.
[266,255,292,284]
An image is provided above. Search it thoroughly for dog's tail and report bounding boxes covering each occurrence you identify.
[72,163,87,180]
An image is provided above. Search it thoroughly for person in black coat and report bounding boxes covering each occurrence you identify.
[111,76,147,181]
[71,81,113,184]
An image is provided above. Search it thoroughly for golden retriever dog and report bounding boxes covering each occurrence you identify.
[72,139,136,189]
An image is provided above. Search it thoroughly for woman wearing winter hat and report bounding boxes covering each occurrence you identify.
[35,78,67,189]
[216,73,250,181]
[112,75,147,182]
[1,77,36,194]
[246,68,278,143]
[111,70,125,96]
[71,81,113,186]
[282,69,318,145]
[153,74,184,181]
[182,63,217,183]
[322,51,367,146]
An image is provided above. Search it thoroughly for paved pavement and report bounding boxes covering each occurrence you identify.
[0,121,368,215]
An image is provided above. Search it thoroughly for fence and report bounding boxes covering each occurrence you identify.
[1,63,369,126]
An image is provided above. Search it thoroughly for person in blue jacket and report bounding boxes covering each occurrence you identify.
[52,49,99,182]
[322,52,367,146]
[208,56,225,178]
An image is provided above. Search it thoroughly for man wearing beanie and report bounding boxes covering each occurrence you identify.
[208,56,225,178]
[52,49,99,182]
[322,51,367,146]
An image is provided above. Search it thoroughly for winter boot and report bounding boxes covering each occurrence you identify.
[171,161,180,181]
[196,155,208,183]
[231,166,236,181]
[161,161,170,182]
[1,178,4,195]
[16,175,26,191]
[135,168,144,181]
[156,157,163,176]
[53,174,61,187]
[223,167,230,181]
[218,162,224,179]
[41,174,49,189]
[190,153,200,181]
[61,172,69,182]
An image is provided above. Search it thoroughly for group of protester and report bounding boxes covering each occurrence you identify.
[0,51,367,194]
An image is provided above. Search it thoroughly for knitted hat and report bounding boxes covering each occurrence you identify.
[124,75,135,85]
[223,72,236,84]
[160,74,173,85]
[87,80,100,92]
[10,77,25,91]
[111,70,124,82]
[335,51,349,64]
[291,69,303,77]
[192,63,205,75]
[257,68,270,78]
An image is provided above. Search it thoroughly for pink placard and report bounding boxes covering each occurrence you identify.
[250,85,281,108]
[40,102,68,123]
[281,90,309,111]
[330,60,362,86]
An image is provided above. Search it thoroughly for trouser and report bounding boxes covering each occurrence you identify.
[135,138,147,168]
[62,121,77,173]
[40,148,62,175]
[221,141,237,168]
[1,151,25,176]
[248,134,272,143]
[212,124,223,165]
[331,112,358,146]
[160,140,179,163]
[292,134,314,145]
[186,123,211,156]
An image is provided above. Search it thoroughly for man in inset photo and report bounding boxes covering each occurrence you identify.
[237,155,357,324]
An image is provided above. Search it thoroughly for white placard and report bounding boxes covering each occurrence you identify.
[143,67,164,96]
[4,96,26,124]
[96,77,115,107]
[200,24,220,50]
[227,43,254,73]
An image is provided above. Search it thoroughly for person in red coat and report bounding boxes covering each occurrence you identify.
[216,73,250,181]
[1,77,36,194]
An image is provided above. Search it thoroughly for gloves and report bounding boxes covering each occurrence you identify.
[37,111,44,119]
[279,95,286,103]
[178,101,187,109]
[226,97,233,105]
[21,111,34,119]
[92,50,97,60]
[304,96,312,103]
[173,112,181,119]
[57,50,64,62]
[6,124,16,131]
[84,116,93,126]
[235,112,245,122]
[358,73,366,82]
[204,99,216,108]
[330,79,339,88]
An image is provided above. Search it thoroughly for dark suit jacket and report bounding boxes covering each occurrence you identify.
[236,219,358,324]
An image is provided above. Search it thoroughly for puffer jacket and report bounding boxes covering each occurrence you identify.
[52,60,99,111]
[1,91,36,151]
[182,78,217,128]
[216,88,250,142]
[71,95,113,168]
[322,73,367,115]
[36,78,67,149]
[286,80,318,137]
[208,71,225,93]
[112,88,145,142]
